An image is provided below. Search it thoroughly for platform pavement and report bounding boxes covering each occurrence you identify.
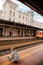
[0,44,43,65]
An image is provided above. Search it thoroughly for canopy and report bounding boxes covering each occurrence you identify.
[19,0,43,16]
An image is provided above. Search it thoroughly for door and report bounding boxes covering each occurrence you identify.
[0,28,3,36]
[21,30,23,37]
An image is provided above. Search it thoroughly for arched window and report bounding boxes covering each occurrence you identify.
[10,10,12,15]
[9,18,11,21]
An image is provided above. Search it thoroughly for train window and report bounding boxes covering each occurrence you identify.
[42,32,43,34]
[36,32,38,34]
[39,32,41,35]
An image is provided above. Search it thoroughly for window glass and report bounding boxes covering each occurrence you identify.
[10,10,12,15]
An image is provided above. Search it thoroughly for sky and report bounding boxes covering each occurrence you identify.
[0,0,43,23]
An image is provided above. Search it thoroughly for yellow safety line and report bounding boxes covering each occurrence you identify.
[0,61,12,65]
[1,47,43,65]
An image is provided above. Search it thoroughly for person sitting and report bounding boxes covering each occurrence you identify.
[7,48,19,63]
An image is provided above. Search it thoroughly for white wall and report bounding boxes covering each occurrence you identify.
[0,11,3,19]
[0,0,43,29]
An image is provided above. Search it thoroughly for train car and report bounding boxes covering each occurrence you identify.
[36,30,43,39]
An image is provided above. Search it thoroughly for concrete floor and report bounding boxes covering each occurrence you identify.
[0,44,43,65]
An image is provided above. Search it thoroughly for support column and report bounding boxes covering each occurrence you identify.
[29,30,31,37]
[23,30,25,37]
[3,27,5,36]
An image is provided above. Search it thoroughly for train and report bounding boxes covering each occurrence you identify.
[36,30,43,39]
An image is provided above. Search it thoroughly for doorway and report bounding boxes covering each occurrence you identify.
[21,29,23,37]
[0,28,3,36]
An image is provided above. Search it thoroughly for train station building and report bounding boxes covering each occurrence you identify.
[0,0,43,37]
[0,19,43,37]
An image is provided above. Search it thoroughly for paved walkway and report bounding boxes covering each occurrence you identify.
[0,44,43,65]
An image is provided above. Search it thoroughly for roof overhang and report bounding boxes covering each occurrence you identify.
[0,19,43,30]
[19,0,43,16]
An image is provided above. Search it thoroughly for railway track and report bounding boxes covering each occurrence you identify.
[15,42,43,51]
[0,37,36,45]
[0,39,43,56]
[0,38,37,45]
[0,39,43,50]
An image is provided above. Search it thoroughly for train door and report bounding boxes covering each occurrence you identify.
[0,28,3,36]
[42,32,43,37]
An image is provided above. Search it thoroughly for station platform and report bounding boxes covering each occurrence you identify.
[0,37,36,41]
[0,44,43,65]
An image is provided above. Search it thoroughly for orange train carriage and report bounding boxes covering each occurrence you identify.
[36,30,43,38]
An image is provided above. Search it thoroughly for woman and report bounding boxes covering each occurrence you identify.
[7,48,19,63]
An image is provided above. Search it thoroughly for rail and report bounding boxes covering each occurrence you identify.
[0,39,43,56]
